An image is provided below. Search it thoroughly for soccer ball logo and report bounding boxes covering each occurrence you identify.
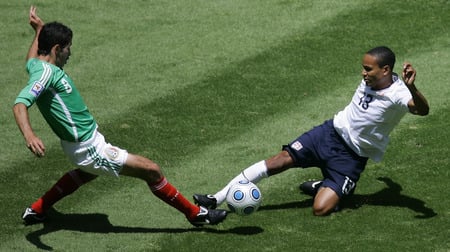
[226,180,262,215]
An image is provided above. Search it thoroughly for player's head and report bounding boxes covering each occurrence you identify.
[366,46,396,71]
[362,46,396,89]
[38,22,72,68]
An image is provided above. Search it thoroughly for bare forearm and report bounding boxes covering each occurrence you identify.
[408,84,429,116]
[13,103,35,140]
[13,103,46,157]
[26,30,40,61]
[402,63,429,116]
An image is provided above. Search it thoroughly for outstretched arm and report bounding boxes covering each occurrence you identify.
[402,62,429,116]
[13,103,46,157]
[26,6,44,61]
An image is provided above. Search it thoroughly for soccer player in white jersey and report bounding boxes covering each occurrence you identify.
[14,6,227,226]
[194,46,429,216]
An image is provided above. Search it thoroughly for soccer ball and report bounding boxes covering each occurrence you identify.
[226,180,262,215]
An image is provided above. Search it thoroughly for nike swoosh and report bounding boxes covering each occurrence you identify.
[312,181,322,188]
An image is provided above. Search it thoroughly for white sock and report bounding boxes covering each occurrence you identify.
[213,160,268,205]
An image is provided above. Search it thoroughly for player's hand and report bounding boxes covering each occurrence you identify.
[402,62,416,86]
[29,6,44,32]
[25,134,46,157]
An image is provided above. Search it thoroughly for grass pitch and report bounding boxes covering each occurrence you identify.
[0,0,449,251]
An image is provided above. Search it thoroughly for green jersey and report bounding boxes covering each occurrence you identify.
[15,58,97,142]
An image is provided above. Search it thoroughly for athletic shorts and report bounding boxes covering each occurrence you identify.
[282,119,368,198]
[61,129,128,177]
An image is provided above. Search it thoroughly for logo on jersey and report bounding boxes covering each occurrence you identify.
[291,141,303,151]
[29,81,44,97]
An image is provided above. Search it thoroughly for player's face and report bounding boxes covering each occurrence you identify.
[361,54,386,89]
[55,42,72,68]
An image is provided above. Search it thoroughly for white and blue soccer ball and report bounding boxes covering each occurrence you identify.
[226,180,262,215]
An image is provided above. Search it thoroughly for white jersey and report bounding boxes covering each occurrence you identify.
[333,74,412,162]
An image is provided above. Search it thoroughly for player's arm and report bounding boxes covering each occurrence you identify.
[402,62,429,116]
[13,103,46,157]
[26,6,44,61]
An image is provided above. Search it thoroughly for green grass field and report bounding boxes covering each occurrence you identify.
[1,0,449,251]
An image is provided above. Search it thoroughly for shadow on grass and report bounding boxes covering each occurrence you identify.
[25,209,263,251]
[259,177,437,219]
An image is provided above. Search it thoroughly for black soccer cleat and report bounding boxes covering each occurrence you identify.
[193,194,217,209]
[189,206,227,227]
[299,180,323,197]
[22,207,46,225]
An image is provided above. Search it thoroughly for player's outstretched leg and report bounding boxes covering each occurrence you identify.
[122,154,227,227]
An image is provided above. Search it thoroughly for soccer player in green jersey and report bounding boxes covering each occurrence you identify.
[14,6,227,227]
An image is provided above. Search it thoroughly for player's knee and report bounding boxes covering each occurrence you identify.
[312,187,339,216]
[312,204,334,216]
[130,154,161,173]
[143,159,161,172]
[142,161,162,180]
[145,170,162,183]
[122,155,163,182]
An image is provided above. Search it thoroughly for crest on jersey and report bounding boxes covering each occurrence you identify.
[29,81,44,97]
[291,141,303,151]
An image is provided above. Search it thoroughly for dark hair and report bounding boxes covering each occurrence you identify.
[366,46,396,71]
[38,21,73,55]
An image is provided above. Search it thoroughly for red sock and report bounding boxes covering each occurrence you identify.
[149,177,200,220]
[31,169,90,214]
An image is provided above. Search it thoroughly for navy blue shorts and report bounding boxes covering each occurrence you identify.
[282,120,368,198]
